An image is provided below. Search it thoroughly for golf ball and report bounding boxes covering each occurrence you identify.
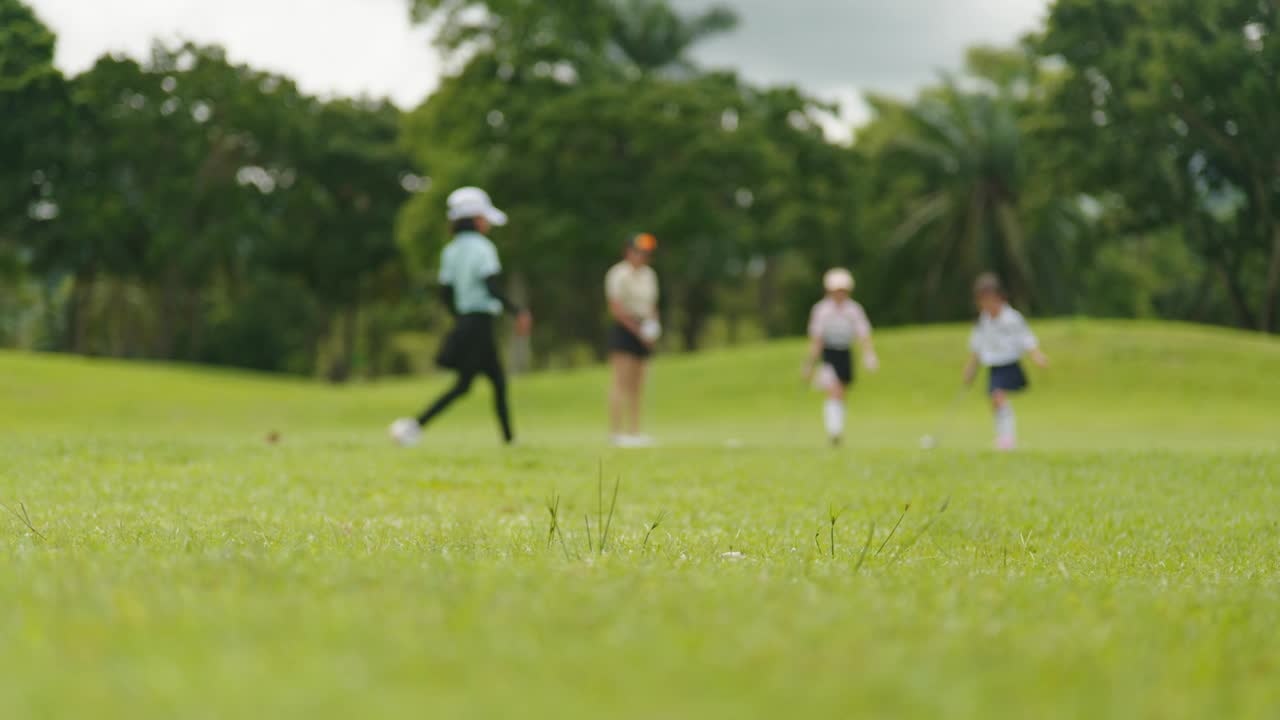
[920,434,937,450]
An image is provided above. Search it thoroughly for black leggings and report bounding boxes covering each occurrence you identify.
[417,362,513,444]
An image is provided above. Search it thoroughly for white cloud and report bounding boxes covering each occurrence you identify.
[28,0,442,107]
[677,0,1051,130]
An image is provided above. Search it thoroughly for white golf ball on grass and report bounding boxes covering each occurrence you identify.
[919,434,937,450]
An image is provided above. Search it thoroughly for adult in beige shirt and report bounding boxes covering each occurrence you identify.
[605,233,660,447]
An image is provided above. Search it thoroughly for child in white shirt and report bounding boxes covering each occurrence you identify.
[963,273,1048,450]
[805,268,879,446]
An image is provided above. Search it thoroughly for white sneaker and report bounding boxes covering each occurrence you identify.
[612,434,655,448]
[388,418,422,447]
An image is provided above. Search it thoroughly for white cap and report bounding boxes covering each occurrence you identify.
[446,186,508,226]
[824,268,854,292]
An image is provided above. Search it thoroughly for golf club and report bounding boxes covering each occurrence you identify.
[920,385,971,450]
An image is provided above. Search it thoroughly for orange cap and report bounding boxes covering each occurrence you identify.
[630,233,658,253]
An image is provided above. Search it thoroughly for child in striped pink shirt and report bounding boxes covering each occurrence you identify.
[804,268,879,446]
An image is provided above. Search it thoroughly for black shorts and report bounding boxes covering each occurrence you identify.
[822,347,854,385]
[988,362,1028,394]
[436,314,503,374]
[608,323,652,359]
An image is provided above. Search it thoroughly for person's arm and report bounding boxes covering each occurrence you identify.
[859,336,879,372]
[439,285,458,317]
[963,352,981,386]
[855,305,879,372]
[609,300,644,338]
[965,324,983,385]
[438,243,457,317]
[1019,316,1049,368]
[651,270,661,323]
[484,274,533,336]
[605,268,646,340]
[804,334,824,380]
[1025,331,1048,368]
[478,242,532,335]
[484,274,521,315]
[804,306,824,379]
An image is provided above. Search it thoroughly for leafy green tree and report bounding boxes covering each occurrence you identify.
[1039,0,1280,330]
[0,0,55,90]
[857,41,1096,323]
[274,98,410,380]
[735,86,860,336]
[0,0,65,281]
[864,84,1038,316]
[35,45,314,357]
[23,41,409,372]
[203,271,322,374]
[607,0,737,76]
[410,0,612,70]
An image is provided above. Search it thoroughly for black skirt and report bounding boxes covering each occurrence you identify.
[608,323,652,359]
[436,314,502,373]
[822,347,855,385]
[988,362,1029,394]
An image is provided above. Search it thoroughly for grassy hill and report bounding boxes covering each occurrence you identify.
[3,319,1277,449]
[1,320,1278,719]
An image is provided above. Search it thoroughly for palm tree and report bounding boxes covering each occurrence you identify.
[607,0,738,76]
[871,83,1062,317]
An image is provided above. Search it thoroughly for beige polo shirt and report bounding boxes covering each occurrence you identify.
[605,261,659,320]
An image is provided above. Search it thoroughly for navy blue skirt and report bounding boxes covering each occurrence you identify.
[436,314,502,374]
[609,323,652,359]
[988,362,1028,394]
[822,347,854,385]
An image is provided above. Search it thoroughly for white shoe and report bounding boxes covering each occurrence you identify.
[612,434,656,448]
[388,418,422,447]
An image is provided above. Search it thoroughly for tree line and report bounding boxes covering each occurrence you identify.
[1,0,1277,378]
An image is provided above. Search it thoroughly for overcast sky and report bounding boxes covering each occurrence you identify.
[28,0,1050,133]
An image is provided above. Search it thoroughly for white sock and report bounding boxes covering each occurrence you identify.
[995,405,1016,441]
[824,399,845,438]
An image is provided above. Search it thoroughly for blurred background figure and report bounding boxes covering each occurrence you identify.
[391,187,531,447]
[606,234,661,448]
[963,272,1048,451]
[805,268,879,447]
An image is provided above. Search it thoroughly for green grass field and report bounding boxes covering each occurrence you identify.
[2,320,1278,719]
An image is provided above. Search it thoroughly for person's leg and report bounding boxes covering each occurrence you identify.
[628,358,649,436]
[417,370,477,427]
[609,353,631,439]
[824,383,847,445]
[483,362,514,444]
[992,390,1016,450]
